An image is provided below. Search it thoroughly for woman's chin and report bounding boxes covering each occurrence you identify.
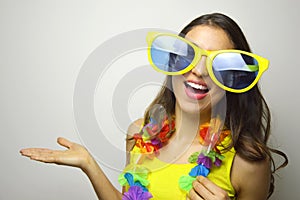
[176,100,211,115]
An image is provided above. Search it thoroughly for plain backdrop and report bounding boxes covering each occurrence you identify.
[1,0,299,199]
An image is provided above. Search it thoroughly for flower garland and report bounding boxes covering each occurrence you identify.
[118,116,229,200]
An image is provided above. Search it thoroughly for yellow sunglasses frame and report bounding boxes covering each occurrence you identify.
[146,32,269,93]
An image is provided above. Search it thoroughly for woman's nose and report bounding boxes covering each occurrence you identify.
[191,57,209,77]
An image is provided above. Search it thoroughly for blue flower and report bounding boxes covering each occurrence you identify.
[189,164,210,177]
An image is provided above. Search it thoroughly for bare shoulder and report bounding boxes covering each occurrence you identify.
[127,118,144,137]
[126,118,144,153]
[231,154,271,200]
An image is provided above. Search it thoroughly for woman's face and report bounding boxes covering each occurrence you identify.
[172,25,234,114]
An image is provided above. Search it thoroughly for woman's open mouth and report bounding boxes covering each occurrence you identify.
[184,80,209,100]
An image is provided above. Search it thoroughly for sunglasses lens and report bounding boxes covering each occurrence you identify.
[212,52,259,90]
[150,35,195,73]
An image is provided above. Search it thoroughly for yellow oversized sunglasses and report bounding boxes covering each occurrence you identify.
[146,32,269,93]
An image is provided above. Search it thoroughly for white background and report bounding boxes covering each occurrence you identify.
[1,0,299,199]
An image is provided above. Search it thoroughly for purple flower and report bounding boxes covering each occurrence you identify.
[214,157,222,167]
[197,153,212,169]
[123,186,153,200]
[151,138,162,148]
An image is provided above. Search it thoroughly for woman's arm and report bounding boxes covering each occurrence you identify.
[82,152,122,200]
[231,154,271,200]
[20,137,122,200]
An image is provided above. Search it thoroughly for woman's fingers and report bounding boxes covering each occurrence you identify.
[20,137,72,158]
[57,137,73,149]
[193,176,213,199]
[20,148,51,157]
[29,151,58,163]
[20,137,72,164]
[20,148,59,163]
[190,176,230,200]
[188,187,204,200]
[20,138,91,169]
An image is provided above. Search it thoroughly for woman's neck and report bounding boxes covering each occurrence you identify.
[174,102,211,141]
[155,103,212,163]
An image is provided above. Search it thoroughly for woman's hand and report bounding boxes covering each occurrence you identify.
[187,176,230,200]
[20,137,92,171]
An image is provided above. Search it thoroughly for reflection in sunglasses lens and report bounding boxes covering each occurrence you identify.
[212,53,258,89]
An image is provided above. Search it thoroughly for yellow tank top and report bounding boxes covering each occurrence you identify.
[128,137,236,199]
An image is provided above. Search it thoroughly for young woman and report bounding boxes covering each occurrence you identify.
[20,13,288,200]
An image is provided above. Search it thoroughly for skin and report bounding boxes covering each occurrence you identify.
[20,137,122,200]
[20,25,271,200]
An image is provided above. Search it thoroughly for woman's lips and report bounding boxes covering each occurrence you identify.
[184,80,209,100]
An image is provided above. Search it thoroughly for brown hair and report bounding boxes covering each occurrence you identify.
[144,13,288,198]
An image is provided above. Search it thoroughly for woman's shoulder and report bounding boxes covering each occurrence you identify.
[126,118,144,153]
[231,154,271,199]
[127,118,144,137]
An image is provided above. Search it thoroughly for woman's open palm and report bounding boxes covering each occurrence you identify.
[20,137,91,170]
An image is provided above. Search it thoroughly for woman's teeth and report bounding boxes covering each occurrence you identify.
[186,81,208,91]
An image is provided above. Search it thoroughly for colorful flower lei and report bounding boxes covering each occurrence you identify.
[118,116,229,200]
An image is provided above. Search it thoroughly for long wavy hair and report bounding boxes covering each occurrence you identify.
[142,13,288,198]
